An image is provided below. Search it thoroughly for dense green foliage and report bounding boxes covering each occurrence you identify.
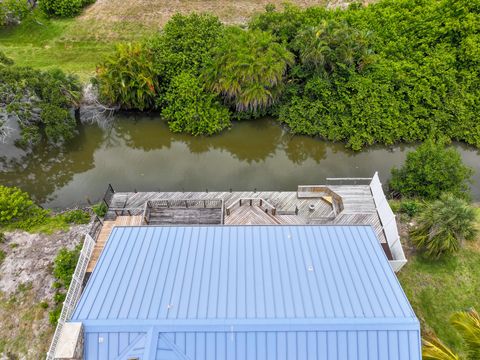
[40,0,94,18]
[94,1,480,144]
[162,72,230,135]
[410,194,477,259]
[0,185,48,227]
[92,202,107,218]
[0,52,81,146]
[96,13,231,135]
[147,13,223,92]
[50,244,81,324]
[60,209,90,224]
[0,185,89,232]
[53,245,81,287]
[251,0,480,149]
[389,140,473,200]
[204,27,294,112]
[0,0,31,26]
[96,42,159,111]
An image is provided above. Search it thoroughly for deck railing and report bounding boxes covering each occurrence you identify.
[326,177,373,185]
[144,199,224,224]
[102,183,115,207]
[46,232,96,360]
[369,172,407,272]
[225,197,277,216]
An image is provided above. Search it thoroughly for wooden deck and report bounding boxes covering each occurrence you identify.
[87,185,388,273]
[87,215,142,273]
[147,207,222,225]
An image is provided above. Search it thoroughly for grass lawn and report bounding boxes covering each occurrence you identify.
[398,207,480,357]
[0,11,155,81]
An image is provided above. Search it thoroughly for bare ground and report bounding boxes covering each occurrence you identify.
[0,225,87,359]
[79,0,374,31]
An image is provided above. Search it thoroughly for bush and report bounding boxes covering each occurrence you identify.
[389,140,473,200]
[410,194,477,259]
[92,202,107,218]
[0,185,48,226]
[95,42,159,111]
[0,0,31,26]
[203,27,294,113]
[61,209,90,224]
[162,72,230,136]
[40,0,94,18]
[399,200,422,218]
[147,13,223,88]
[49,244,81,325]
[53,244,81,288]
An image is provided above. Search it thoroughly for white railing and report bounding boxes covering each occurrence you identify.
[369,172,407,272]
[46,233,96,360]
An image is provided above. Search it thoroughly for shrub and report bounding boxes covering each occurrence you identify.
[61,209,90,224]
[389,140,473,200]
[40,0,94,18]
[50,244,81,325]
[203,27,294,113]
[49,305,61,325]
[53,244,81,288]
[0,0,31,26]
[410,194,477,259]
[147,13,223,87]
[0,185,48,226]
[95,42,160,111]
[399,200,422,218]
[162,72,230,135]
[92,202,107,218]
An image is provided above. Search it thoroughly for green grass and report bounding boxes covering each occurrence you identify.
[0,11,154,81]
[398,207,480,356]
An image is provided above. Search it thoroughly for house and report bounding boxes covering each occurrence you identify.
[49,174,420,359]
[57,225,420,359]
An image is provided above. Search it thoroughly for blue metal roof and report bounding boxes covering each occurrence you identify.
[71,225,421,359]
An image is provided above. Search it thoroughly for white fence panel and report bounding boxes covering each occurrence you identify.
[370,173,407,272]
[46,233,95,360]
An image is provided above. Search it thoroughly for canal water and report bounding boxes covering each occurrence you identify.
[1,114,479,209]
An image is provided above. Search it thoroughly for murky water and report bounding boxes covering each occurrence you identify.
[1,114,479,209]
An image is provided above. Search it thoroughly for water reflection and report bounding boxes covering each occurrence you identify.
[0,125,103,204]
[0,114,479,208]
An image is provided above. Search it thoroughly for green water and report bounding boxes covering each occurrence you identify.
[1,114,479,208]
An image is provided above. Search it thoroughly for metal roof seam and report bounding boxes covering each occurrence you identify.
[331,226,370,317]
[345,226,384,318]
[360,226,411,318]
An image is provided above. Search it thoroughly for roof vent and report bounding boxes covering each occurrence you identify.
[309,204,315,211]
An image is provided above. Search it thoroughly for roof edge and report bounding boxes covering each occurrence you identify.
[76,317,420,333]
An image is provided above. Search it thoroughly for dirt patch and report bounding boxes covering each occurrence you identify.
[80,0,373,29]
[0,225,87,359]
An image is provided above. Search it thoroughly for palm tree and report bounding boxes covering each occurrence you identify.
[294,20,375,75]
[410,193,477,259]
[203,27,294,113]
[423,308,480,360]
